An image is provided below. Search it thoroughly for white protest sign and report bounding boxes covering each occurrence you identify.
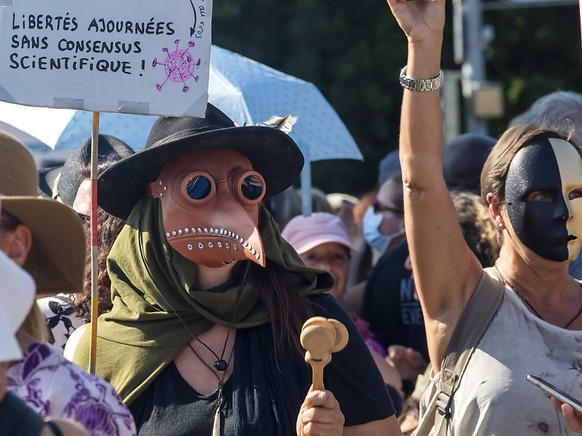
[0,0,212,117]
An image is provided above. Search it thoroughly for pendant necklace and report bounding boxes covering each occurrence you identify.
[510,284,582,329]
[187,337,235,436]
[495,266,582,329]
[158,261,250,436]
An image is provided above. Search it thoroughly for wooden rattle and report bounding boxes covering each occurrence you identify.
[300,316,349,390]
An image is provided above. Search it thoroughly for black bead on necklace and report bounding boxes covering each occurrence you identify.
[184,262,249,436]
[213,359,228,373]
[189,323,234,377]
[187,331,234,379]
[159,261,251,436]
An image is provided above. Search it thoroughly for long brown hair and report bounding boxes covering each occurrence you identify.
[71,159,127,321]
[71,207,125,322]
[244,261,312,351]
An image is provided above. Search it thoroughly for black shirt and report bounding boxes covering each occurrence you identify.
[130,294,395,435]
[362,242,429,362]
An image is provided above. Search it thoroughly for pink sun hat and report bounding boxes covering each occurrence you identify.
[281,212,355,255]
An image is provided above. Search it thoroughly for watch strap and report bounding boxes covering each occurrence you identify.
[399,66,443,92]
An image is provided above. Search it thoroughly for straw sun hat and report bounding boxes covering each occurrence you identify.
[0,131,85,293]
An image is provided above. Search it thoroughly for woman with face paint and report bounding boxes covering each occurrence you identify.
[385,0,582,434]
[70,104,401,436]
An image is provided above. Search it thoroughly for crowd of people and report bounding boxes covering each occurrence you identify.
[1,0,582,434]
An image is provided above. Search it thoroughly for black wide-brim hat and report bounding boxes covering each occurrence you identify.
[98,103,305,219]
[38,134,134,205]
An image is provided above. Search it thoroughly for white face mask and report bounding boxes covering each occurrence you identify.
[362,205,404,253]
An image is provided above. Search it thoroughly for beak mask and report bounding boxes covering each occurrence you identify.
[148,148,267,268]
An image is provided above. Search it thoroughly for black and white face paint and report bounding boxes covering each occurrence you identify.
[505,137,582,262]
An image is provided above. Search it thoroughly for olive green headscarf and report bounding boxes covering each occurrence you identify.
[73,196,332,405]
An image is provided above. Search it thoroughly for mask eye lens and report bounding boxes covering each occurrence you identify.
[240,173,265,202]
[186,175,212,200]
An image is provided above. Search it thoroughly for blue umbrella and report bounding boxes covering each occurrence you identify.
[57,46,363,163]
[208,45,363,215]
[56,112,157,152]
[209,45,363,163]
[0,101,156,152]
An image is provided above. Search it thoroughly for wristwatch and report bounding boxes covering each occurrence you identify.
[399,66,443,92]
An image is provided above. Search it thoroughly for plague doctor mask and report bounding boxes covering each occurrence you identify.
[148,148,267,268]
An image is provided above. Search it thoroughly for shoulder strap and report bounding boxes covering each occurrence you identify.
[415,267,505,436]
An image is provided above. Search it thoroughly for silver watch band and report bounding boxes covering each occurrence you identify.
[399,66,443,92]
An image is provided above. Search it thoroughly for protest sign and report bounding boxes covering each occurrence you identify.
[0,0,212,117]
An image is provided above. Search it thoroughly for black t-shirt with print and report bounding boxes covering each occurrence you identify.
[362,242,429,362]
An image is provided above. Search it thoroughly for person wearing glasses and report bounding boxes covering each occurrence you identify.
[362,173,406,264]
[343,173,408,314]
[358,173,428,398]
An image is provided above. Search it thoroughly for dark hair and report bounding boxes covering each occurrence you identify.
[70,159,127,321]
[247,261,312,351]
[451,191,500,267]
[0,211,21,232]
[380,172,404,215]
[71,207,125,321]
[480,124,579,204]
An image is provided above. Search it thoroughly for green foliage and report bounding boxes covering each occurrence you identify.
[484,5,582,136]
[212,0,582,196]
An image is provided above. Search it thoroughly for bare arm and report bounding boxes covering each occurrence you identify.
[63,323,90,362]
[385,0,482,371]
[369,347,403,393]
[341,281,365,314]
